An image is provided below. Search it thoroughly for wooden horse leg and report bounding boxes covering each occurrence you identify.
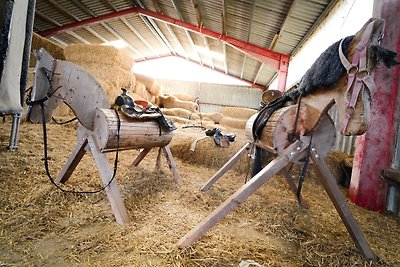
[56,138,88,184]
[87,135,129,224]
[201,141,253,192]
[280,168,309,208]
[162,146,181,184]
[310,147,375,260]
[155,147,163,171]
[177,140,308,247]
[131,148,152,167]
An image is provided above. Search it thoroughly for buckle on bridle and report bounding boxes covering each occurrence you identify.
[347,65,358,75]
[357,69,369,79]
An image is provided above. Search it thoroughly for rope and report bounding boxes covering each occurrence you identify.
[39,103,121,194]
[296,134,313,201]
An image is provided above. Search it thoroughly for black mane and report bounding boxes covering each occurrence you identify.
[284,35,354,101]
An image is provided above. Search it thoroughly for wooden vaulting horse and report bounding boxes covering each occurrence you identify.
[26,49,181,224]
[177,18,399,260]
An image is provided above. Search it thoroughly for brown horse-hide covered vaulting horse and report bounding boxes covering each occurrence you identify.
[177,18,399,260]
[251,17,399,176]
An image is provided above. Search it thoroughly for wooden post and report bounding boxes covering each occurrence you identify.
[131,148,152,167]
[56,138,88,184]
[311,147,375,260]
[201,141,253,192]
[162,146,181,184]
[177,140,308,247]
[87,135,130,224]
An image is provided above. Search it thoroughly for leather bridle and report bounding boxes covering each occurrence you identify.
[338,21,378,135]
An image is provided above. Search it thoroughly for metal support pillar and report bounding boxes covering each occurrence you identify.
[277,56,289,92]
[8,113,22,151]
[349,0,400,211]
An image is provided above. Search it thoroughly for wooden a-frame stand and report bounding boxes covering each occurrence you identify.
[177,137,375,260]
[55,130,181,225]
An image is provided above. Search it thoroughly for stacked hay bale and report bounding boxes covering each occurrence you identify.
[154,92,202,126]
[30,33,66,67]
[219,107,257,129]
[200,107,257,130]
[131,74,162,104]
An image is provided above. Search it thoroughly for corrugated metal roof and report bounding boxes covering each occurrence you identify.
[33,0,339,88]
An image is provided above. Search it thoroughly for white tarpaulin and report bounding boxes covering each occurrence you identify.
[0,0,29,114]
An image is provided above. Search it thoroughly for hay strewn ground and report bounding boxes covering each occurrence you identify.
[1,119,399,266]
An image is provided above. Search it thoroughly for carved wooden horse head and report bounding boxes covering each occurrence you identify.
[301,18,397,136]
[26,48,109,130]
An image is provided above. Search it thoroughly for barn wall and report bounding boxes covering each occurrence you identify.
[158,79,262,113]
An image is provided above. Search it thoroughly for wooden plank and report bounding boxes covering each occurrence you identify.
[310,147,375,260]
[162,146,182,184]
[177,140,307,248]
[201,141,253,192]
[88,135,129,224]
[280,167,308,208]
[155,147,163,171]
[56,138,88,184]
[131,148,152,167]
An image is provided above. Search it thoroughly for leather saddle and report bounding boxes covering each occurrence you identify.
[114,89,176,132]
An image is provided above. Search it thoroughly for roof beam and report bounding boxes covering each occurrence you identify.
[84,26,109,43]
[100,22,145,60]
[36,9,89,45]
[221,0,228,74]
[67,30,90,44]
[133,0,177,55]
[45,0,80,21]
[190,0,214,69]
[240,0,256,80]
[37,6,290,70]
[253,0,297,85]
[121,17,159,56]
[70,0,96,17]
[102,0,117,11]
[171,0,203,63]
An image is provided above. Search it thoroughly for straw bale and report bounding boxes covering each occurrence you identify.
[148,83,162,96]
[30,33,65,67]
[1,121,400,267]
[219,116,248,129]
[130,92,145,101]
[160,94,198,111]
[64,44,134,71]
[174,93,196,102]
[161,108,200,120]
[166,115,191,125]
[220,106,257,120]
[202,112,223,124]
[73,62,136,92]
[134,73,162,96]
[134,82,149,101]
[134,73,156,90]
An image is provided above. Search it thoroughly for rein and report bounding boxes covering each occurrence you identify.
[29,66,122,194]
[338,21,377,135]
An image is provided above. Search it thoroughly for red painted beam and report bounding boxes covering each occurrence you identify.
[349,0,400,211]
[37,7,139,36]
[37,7,290,71]
[138,8,289,70]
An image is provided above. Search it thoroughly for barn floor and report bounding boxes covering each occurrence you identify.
[1,119,399,267]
